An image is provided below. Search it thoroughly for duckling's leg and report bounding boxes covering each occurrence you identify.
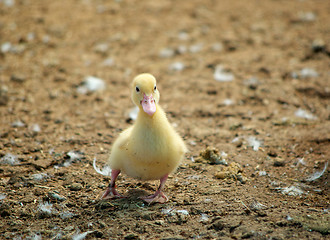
[141,174,169,204]
[100,169,123,199]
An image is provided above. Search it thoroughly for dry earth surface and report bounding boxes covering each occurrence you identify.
[0,0,329,239]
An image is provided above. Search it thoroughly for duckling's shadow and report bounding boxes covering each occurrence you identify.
[126,188,150,200]
[96,188,151,209]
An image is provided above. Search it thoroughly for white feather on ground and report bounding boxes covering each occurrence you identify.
[93,157,112,176]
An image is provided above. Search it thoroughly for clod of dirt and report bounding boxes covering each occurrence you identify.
[273,158,286,167]
[124,233,140,240]
[267,150,278,157]
[69,183,83,191]
[215,162,247,184]
[197,147,227,165]
[208,219,225,231]
[48,191,66,202]
[0,87,9,106]
[0,203,11,217]
[10,74,26,83]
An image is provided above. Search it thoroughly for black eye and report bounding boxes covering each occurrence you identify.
[136,87,140,92]
[154,86,157,91]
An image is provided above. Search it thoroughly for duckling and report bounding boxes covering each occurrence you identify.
[100,73,187,203]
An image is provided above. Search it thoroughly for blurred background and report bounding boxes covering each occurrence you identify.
[0,0,329,239]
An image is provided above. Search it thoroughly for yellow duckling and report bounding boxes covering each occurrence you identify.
[101,73,187,203]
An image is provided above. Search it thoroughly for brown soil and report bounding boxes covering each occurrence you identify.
[0,0,329,239]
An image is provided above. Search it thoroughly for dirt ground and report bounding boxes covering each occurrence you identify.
[0,0,329,239]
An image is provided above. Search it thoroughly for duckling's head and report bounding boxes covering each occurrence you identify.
[131,73,160,116]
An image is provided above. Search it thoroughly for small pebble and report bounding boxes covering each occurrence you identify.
[10,74,26,83]
[312,39,326,53]
[69,183,83,191]
[273,158,285,167]
[48,191,66,202]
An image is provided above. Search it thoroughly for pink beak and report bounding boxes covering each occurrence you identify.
[141,93,156,116]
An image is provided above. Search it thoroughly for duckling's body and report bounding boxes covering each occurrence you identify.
[101,73,186,203]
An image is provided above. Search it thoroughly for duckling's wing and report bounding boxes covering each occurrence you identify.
[107,126,133,170]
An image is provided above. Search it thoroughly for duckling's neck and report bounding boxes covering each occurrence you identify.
[135,105,167,129]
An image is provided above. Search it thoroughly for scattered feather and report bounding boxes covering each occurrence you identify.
[102,57,114,67]
[11,120,25,127]
[27,32,35,41]
[212,42,224,52]
[305,161,328,182]
[177,45,187,54]
[60,211,74,219]
[295,109,317,120]
[169,62,185,72]
[161,208,189,216]
[298,11,316,22]
[93,157,112,176]
[247,136,262,151]
[32,173,49,182]
[286,215,293,221]
[214,65,234,82]
[77,76,106,94]
[61,151,84,167]
[94,43,109,54]
[27,233,42,240]
[222,98,234,106]
[161,207,176,216]
[42,35,50,44]
[189,140,196,146]
[1,0,15,7]
[30,123,41,133]
[186,175,201,180]
[1,42,12,53]
[296,158,306,166]
[0,193,6,200]
[177,31,189,41]
[300,68,318,78]
[128,106,139,121]
[67,151,83,161]
[38,202,53,215]
[189,43,203,53]
[281,185,304,196]
[0,153,20,165]
[249,200,267,210]
[72,231,93,240]
[176,209,189,215]
[159,47,175,58]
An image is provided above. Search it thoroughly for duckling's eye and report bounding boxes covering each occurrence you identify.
[154,85,157,91]
[136,87,140,92]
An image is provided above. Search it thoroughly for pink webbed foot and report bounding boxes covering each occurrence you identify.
[141,174,169,204]
[99,169,125,200]
[100,186,124,200]
[141,191,169,204]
